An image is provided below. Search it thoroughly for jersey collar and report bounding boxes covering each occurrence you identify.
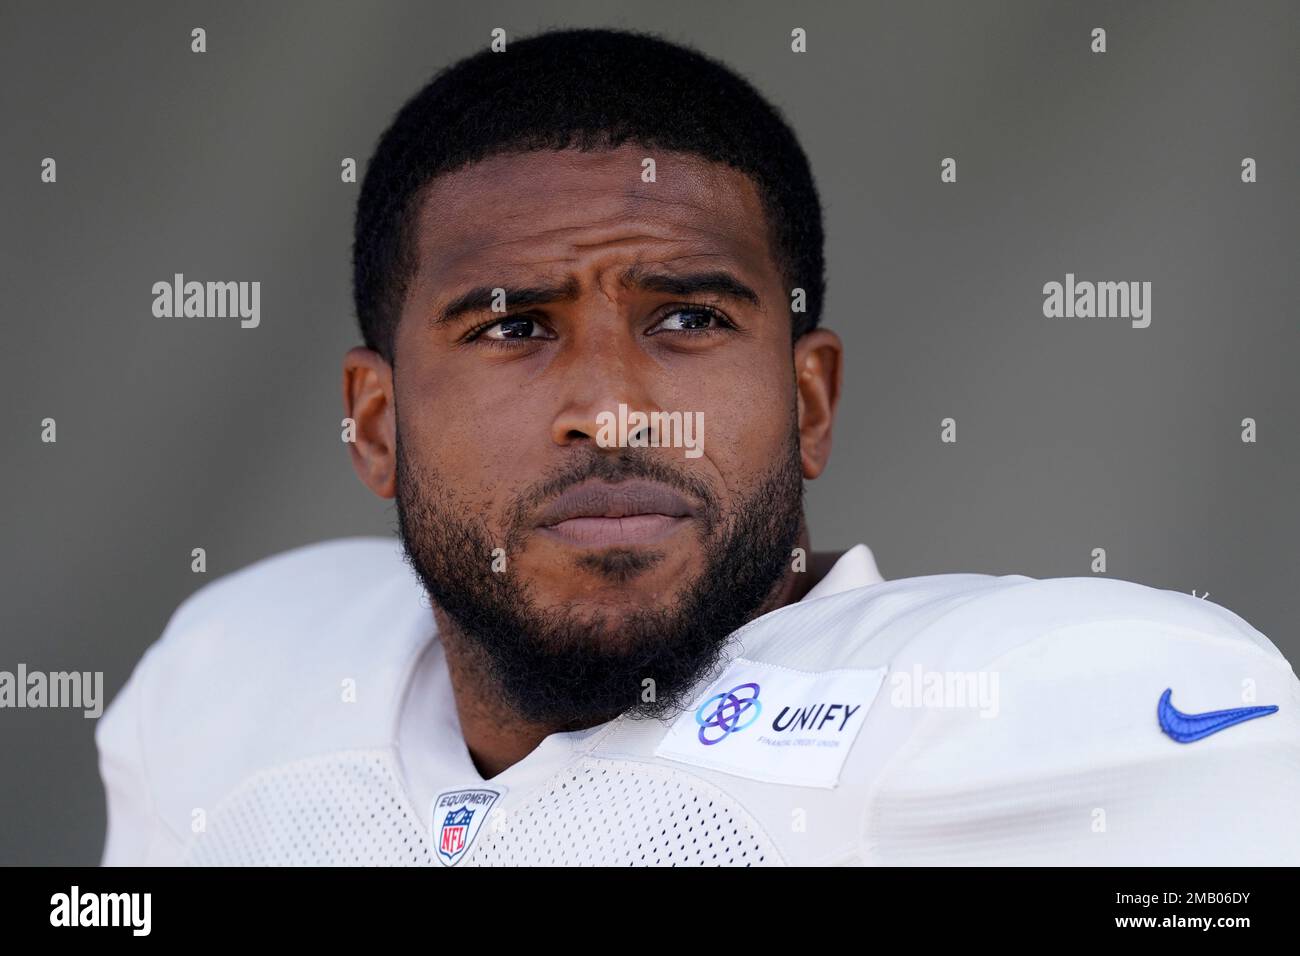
[800,543,885,603]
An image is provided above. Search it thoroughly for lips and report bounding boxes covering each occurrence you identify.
[535,479,695,547]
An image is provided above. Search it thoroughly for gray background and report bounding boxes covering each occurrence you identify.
[1,0,1295,864]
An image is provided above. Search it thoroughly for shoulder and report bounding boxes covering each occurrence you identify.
[740,571,1289,673]
[165,535,415,624]
[96,536,435,851]
[121,536,430,713]
[740,572,1300,863]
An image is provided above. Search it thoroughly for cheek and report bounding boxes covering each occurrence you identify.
[678,355,794,492]
[396,366,538,522]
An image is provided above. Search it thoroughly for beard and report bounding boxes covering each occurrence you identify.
[393,410,805,730]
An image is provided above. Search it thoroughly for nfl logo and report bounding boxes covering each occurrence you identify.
[439,807,474,859]
[432,787,502,867]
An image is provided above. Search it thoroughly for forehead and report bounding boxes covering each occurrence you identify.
[408,145,778,289]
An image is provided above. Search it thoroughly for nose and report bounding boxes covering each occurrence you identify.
[549,336,663,451]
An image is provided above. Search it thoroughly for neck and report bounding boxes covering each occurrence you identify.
[436,623,559,778]
[438,528,837,779]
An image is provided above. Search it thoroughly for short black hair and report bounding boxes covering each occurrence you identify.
[352,27,825,362]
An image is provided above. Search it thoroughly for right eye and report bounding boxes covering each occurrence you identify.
[467,315,555,343]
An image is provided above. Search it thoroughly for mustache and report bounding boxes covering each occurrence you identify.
[505,448,720,543]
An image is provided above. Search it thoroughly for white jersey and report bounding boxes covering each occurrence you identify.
[97,537,1300,866]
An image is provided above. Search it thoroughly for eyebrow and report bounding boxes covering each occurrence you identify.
[619,264,761,307]
[433,277,581,327]
[432,266,761,327]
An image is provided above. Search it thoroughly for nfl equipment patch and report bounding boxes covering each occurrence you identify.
[431,787,502,866]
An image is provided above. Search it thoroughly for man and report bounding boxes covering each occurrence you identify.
[97,28,1300,866]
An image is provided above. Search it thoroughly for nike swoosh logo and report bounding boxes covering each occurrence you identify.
[1157,688,1278,743]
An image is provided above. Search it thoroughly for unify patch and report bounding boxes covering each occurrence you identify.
[655,658,886,788]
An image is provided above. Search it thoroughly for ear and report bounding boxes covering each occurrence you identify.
[792,329,843,480]
[342,347,397,499]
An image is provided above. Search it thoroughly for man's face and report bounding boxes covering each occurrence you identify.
[348,145,841,725]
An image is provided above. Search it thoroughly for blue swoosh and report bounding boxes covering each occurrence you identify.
[1157,688,1278,743]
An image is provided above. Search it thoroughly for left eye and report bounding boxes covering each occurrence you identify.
[649,306,729,333]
